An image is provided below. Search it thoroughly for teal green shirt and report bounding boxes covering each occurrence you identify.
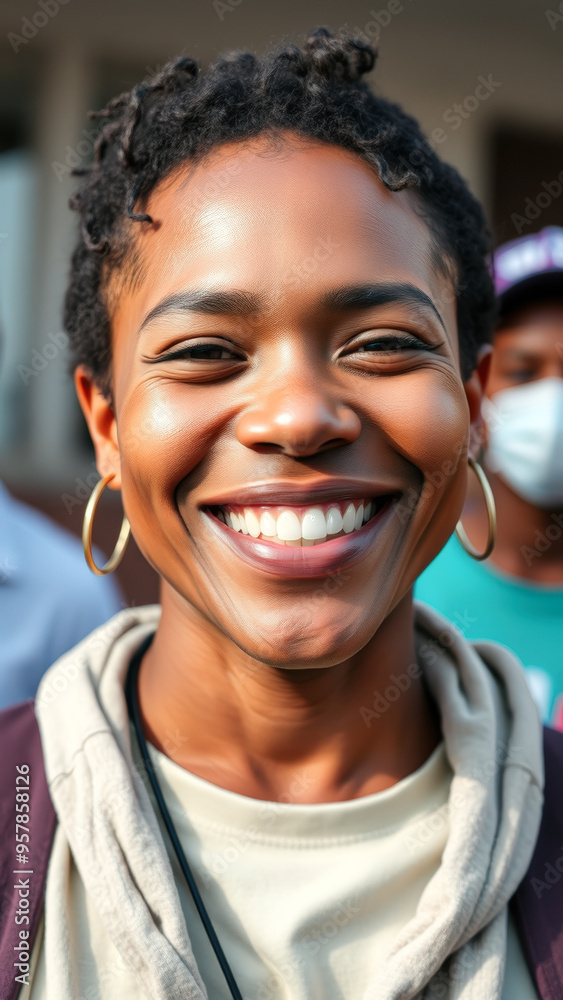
[415,535,563,727]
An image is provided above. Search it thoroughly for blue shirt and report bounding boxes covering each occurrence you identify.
[415,534,563,728]
[0,481,122,708]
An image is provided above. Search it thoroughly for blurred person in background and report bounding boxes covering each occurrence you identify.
[0,328,122,708]
[0,478,123,707]
[417,226,563,729]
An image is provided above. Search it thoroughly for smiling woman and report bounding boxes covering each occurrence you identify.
[3,25,562,1000]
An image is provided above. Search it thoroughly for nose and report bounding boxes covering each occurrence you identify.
[235,385,362,457]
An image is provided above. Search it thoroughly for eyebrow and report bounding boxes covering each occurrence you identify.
[138,290,262,333]
[321,283,446,331]
[138,282,446,334]
[498,348,542,362]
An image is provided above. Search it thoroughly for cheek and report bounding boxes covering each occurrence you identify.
[378,371,469,584]
[376,371,469,478]
[116,380,229,524]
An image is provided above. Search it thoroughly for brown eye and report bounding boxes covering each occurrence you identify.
[342,333,441,357]
[182,345,237,360]
[356,335,426,353]
[157,342,245,363]
[503,369,538,384]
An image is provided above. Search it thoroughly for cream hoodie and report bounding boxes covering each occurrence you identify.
[26,603,543,999]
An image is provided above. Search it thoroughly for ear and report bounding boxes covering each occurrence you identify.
[463,345,492,459]
[74,366,122,489]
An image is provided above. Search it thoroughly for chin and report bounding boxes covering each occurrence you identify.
[221,602,383,671]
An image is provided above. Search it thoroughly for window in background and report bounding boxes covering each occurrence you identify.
[491,124,563,248]
[0,63,37,452]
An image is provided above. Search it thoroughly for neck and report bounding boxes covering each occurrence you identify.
[137,585,440,803]
[463,467,563,582]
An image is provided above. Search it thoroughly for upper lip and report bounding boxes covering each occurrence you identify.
[199,477,402,508]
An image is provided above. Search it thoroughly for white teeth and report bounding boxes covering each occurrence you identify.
[354,504,364,531]
[276,510,302,541]
[259,510,277,537]
[342,503,356,534]
[326,507,343,535]
[220,499,378,544]
[301,507,327,540]
[244,508,261,537]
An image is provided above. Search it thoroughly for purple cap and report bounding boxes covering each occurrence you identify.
[493,226,563,313]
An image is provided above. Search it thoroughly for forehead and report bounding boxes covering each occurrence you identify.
[113,136,457,338]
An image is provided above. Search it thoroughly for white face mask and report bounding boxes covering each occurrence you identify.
[482,377,563,508]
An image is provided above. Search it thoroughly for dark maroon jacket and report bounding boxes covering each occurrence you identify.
[1,700,562,1000]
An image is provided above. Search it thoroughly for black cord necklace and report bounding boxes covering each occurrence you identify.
[125,634,244,1000]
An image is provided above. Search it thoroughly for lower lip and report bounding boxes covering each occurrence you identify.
[203,501,395,579]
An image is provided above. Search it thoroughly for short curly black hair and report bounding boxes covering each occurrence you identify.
[65,26,495,397]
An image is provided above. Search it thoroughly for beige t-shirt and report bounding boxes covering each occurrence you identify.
[25,739,538,1000]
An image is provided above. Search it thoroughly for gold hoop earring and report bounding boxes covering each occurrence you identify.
[82,473,131,575]
[455,457,496,561]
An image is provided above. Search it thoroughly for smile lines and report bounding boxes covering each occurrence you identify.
[210,498,387,547]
